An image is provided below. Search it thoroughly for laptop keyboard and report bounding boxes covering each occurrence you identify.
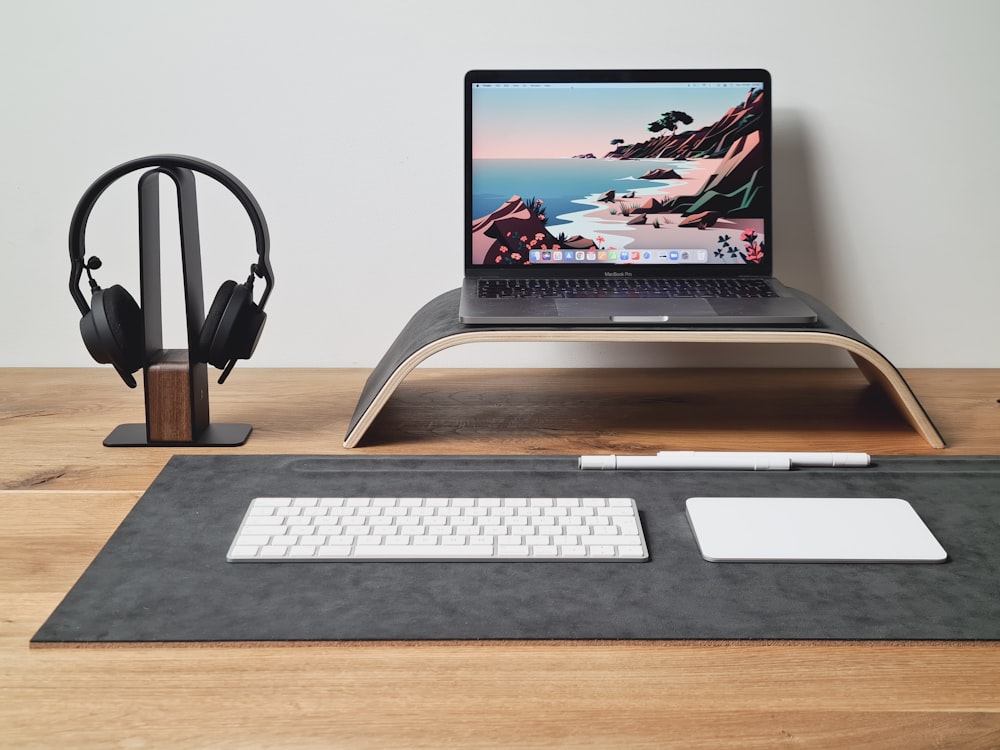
[476,278,778,299]
[227,495,649,562]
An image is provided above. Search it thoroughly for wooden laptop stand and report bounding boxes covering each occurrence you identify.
[102,167,251,447]
[344,289,944,449]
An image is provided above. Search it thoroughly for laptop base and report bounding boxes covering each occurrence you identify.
[459,278,817,325]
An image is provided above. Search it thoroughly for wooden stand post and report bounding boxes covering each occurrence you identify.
[102,167,251,447]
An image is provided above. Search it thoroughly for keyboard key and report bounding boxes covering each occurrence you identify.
[353,544,497,559]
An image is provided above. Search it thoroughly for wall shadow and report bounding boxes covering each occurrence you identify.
[771,108,836,306]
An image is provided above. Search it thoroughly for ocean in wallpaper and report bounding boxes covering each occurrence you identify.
[472,157,695,228]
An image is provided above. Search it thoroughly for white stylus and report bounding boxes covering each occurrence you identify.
[656,451,871,467]
[578,454,792,471]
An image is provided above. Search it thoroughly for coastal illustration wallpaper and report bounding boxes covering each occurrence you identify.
[471,80,767,268]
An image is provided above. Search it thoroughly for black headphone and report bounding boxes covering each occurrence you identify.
[68,155,274,388]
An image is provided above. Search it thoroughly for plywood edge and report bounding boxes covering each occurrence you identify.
[343,329,944,448]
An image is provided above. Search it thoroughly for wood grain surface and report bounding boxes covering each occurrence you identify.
[3,367,999,748]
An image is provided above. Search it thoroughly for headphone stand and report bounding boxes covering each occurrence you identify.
[103,167,251,447]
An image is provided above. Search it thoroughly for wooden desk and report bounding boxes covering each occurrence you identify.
[3,367,999,748]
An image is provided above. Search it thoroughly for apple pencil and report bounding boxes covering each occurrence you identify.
[656,451,870,468]
[578,454,792,471]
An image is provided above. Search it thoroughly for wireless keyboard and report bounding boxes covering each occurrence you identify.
[227,496,649,562]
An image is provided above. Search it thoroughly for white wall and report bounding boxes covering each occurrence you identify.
[3,0,998,374]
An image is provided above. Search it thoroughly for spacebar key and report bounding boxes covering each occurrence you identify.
[352,544,496,559]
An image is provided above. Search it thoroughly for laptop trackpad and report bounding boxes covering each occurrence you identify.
[555,298,715,320]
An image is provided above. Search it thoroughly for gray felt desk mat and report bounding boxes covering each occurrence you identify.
[33,455,1000,643]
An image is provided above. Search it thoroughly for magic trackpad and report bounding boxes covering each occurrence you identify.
[555,298,715,319]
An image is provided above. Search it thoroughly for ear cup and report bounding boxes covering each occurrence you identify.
[80,284,144,387]
[199,280,267,370]
[199,280,238,368]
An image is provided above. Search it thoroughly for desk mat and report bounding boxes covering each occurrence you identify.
[33,455,1000,643]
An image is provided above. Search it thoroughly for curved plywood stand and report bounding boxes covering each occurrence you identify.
[345,288,943,449]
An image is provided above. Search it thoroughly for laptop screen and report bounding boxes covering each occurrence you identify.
[465,69,772,278]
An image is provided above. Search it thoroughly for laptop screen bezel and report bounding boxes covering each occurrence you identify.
[464,68,773,280]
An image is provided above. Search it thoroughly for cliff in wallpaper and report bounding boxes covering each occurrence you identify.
[660,129,763,219]
[605,87,766,219]
[472,196,596,265]
[606,88,763,161]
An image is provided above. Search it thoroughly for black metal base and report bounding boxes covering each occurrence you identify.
[103,423,253,447]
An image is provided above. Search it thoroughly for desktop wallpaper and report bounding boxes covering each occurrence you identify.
[470,81,767,268]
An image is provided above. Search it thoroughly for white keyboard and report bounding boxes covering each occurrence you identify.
[227,496,649,562]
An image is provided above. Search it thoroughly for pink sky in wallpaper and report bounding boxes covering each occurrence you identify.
[472,82,761,159]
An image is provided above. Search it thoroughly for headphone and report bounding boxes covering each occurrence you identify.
[68,155,274,388]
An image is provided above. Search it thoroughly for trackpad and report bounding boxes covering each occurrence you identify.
[685,497,948,563]
[555,298,714,318]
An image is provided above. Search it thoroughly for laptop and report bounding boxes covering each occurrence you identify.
[459,69,818,325]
